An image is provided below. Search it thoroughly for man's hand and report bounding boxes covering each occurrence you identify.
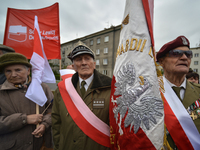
[32,124,46,138]
[27,114,43,125]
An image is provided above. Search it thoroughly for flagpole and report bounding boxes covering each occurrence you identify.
[36,104,39,128]
[59,59,61,80]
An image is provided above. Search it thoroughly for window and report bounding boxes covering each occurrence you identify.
[90,40,93,46]
[194,61,198,65]
[103,59,108,65]
[96,60,99,65]
[104,48,108,54]
[97,38,101,44]
[194,53,199,57]
[104,36,109,42]
[193,69,198,72]
[103,70,107,75]
[96,49,100,55]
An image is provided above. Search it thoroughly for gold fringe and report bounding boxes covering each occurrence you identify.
[154,51,172,150]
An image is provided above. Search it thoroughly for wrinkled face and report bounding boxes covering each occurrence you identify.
[187,77,199,84]
[159,46,191,76]
[72,54,96,80]
[4,64,30,85]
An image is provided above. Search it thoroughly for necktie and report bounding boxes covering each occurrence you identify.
[172,86,182,100]
[80,81,86,96]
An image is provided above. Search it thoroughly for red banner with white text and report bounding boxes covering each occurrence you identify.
[3,3,60,59]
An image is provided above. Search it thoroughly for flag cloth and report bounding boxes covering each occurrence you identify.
[109,0,164,149]
[25,16,56,106]
[3,3,60,59]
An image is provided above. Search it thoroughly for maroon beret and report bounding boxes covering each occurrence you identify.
[156,36,190,61]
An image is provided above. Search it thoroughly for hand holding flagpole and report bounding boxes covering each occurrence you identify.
[25,16,56,128]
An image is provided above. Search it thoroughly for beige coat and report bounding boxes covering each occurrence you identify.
[0,80,53,150]
[52,70,111,150]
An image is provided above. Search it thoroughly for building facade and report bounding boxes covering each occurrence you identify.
[57,25,121,77]
[190,47,200,74]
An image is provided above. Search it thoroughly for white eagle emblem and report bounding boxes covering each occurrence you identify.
[112,62,163,135]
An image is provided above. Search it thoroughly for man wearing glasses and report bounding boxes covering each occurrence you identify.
[156,36,200,149]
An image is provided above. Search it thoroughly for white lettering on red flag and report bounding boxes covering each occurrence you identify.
[109,0,164,149]
[3,3,60,59]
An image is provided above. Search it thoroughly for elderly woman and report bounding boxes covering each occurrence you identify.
[0,53,53,150]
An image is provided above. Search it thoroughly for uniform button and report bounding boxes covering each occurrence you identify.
[73,140,76,142]
[22,119,26,124]
[29,142,32,144]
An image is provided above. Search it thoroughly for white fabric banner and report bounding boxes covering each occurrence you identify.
[26,16,56,106]
[110,0,164,149]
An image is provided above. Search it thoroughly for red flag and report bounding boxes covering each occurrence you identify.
[3,3,60,59]
[109,0,164,149]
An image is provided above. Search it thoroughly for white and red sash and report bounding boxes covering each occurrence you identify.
[58,74,110,147]
[162,77,200,150]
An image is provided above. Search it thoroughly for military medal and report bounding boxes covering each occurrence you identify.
[187,98,200,120]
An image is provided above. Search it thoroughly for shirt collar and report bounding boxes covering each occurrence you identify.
[79,74,94,88]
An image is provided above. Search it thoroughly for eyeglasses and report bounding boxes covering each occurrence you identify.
[167,49,193,58]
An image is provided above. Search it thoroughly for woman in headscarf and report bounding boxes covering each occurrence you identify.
[0,53,53,150]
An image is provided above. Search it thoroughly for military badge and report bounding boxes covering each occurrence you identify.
[187,98,200,120]
[93,98,105,109]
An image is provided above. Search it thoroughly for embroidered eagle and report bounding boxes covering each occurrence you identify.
[113,62,163,134]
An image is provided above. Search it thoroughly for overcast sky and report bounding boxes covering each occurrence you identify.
[0,0,200,51]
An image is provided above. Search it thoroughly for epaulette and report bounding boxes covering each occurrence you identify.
[190,82,200,88]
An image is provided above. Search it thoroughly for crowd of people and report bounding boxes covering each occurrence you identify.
[0,36,199,150]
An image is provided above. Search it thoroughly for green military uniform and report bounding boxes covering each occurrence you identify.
[167,80,200,149]
[52,69,111,150]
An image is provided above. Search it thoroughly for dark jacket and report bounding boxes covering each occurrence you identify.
[52,69,112,150]
[0,73,6,85]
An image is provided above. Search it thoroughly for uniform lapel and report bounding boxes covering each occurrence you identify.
[182,80,199,108]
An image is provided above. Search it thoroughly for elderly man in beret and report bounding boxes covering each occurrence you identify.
[52,41,111,150]
[0,53,53,150]
[156,36,200,149]
[0,44,15,84]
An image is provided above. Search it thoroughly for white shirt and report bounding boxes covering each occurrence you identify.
[79,74,94,91]
[164,76,186,100]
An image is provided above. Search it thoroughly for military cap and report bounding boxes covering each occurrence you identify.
[0,53,32,72]
[0,44,15,52]
[67,41,95,61]
[156,36,190,61]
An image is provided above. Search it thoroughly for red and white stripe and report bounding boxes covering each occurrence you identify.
[163,77,200,150]
[195,100,200,108]
[58,75,110,147]
[109,0,164,149]
[25,16,56,106]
